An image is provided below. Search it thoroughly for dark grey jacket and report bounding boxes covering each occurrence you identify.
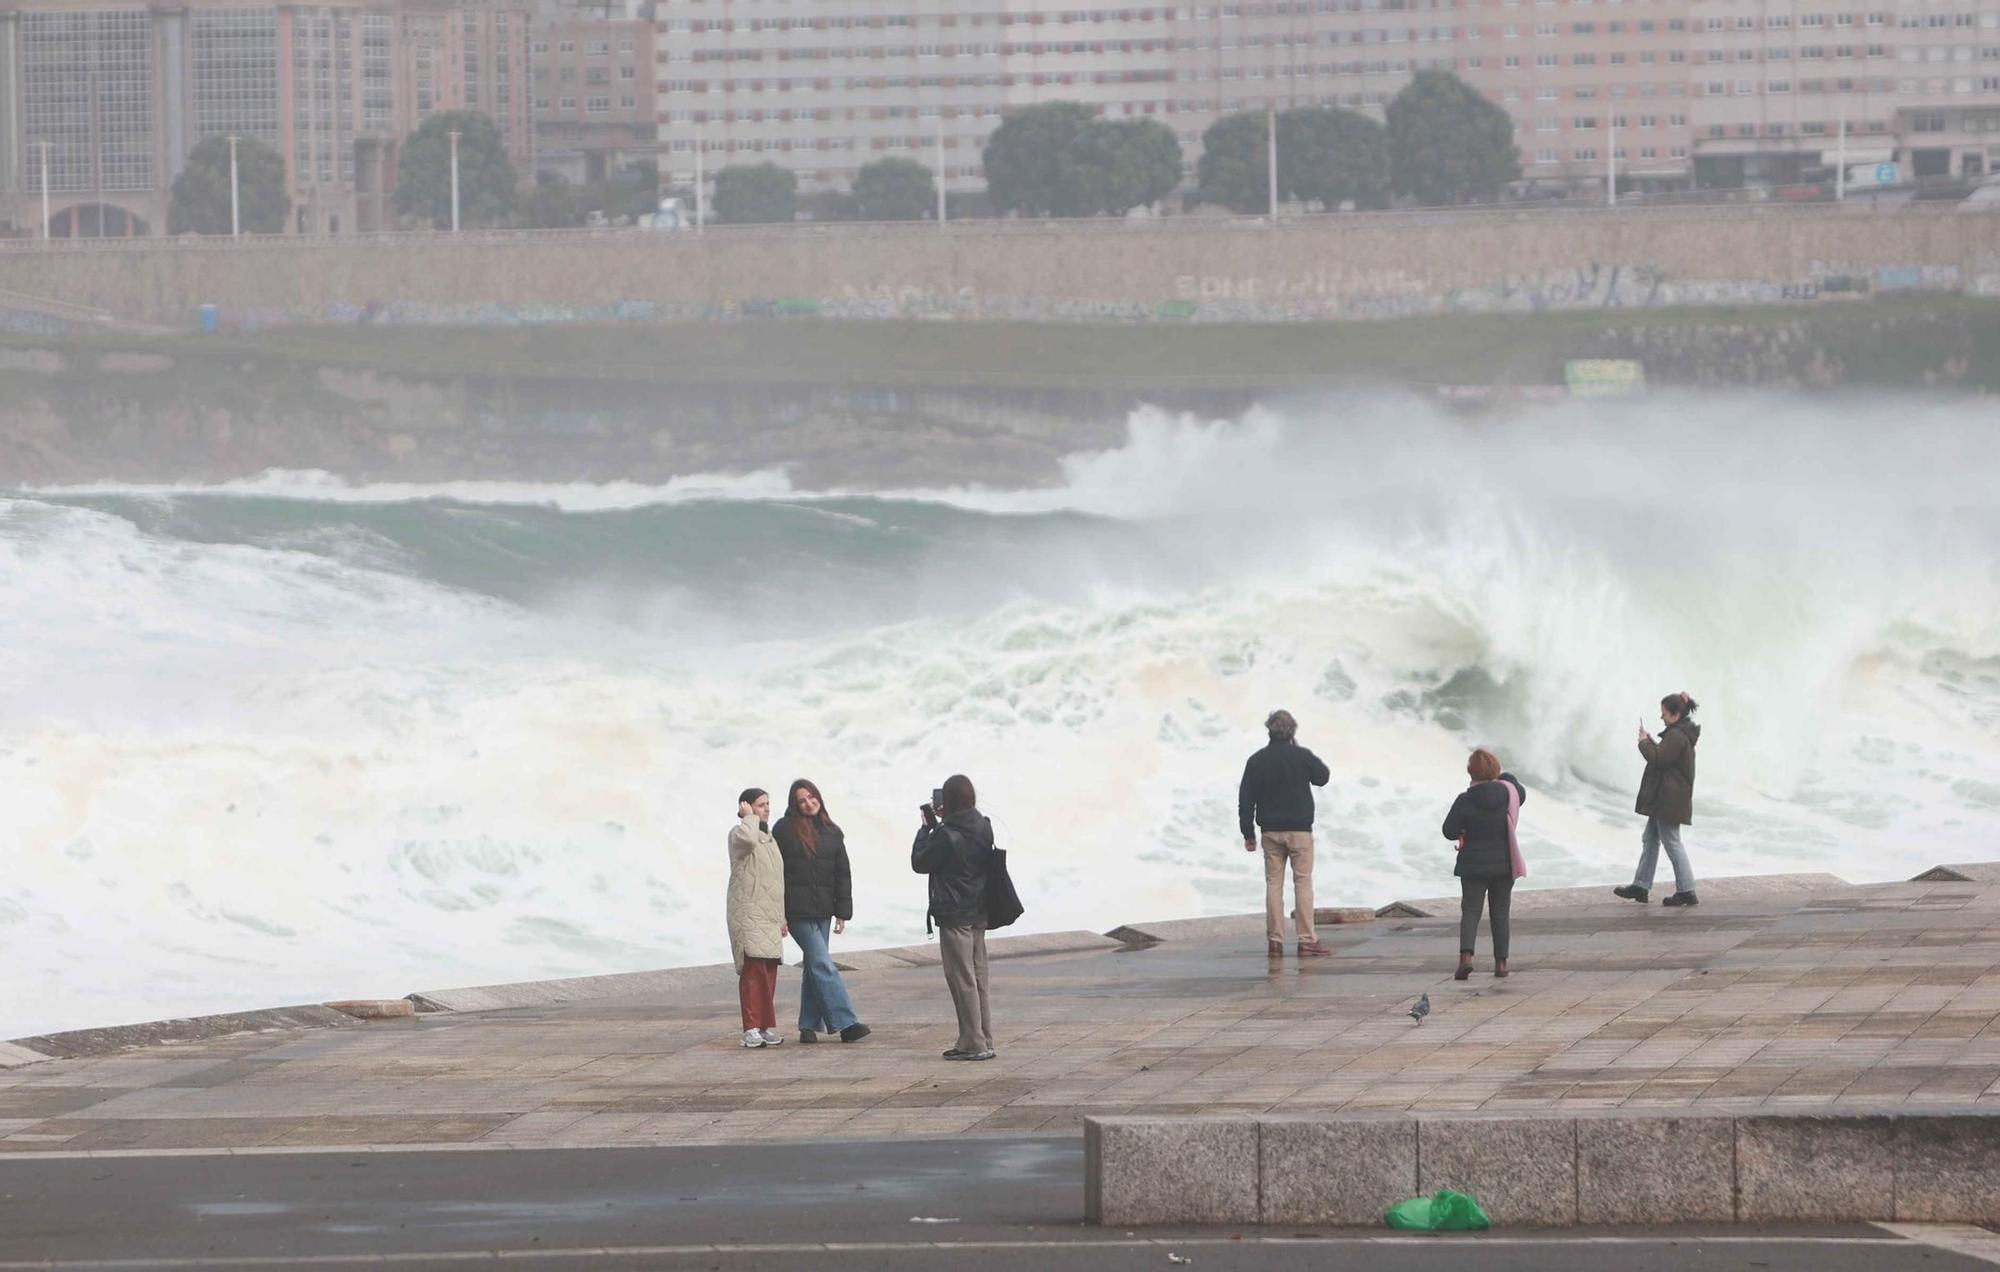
[912,810,993,928]
[1442,775,1526,880]
[1637,720,1701,826]
[1238,739,1331,841]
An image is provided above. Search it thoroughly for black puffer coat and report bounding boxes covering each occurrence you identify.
[1442,775,1526,880]
[772,815,854,922]
[1636,720,1701,826]
[912,809,993,928]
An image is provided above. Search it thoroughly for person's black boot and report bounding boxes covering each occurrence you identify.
[1613,885,1649,903]
[1662,891,1700,907]
[840,1023,872,1043]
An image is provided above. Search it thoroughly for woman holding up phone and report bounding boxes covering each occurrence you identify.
[773,779,870,1044]
[1615,692,1702,908]
[912,775,997,1062]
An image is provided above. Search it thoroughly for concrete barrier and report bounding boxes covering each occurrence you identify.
[1086,1108,2000,1227]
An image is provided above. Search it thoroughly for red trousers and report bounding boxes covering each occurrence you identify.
[738,957,779,1030]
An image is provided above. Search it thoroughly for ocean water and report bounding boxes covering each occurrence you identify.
[4,392,1998,1038]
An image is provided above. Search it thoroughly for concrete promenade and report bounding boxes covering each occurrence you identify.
[3,867,1999,1156]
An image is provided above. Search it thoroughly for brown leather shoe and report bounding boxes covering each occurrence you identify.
[1297,940,1334,958]
[1267,939,1284,958]
[1494,960,1510,978]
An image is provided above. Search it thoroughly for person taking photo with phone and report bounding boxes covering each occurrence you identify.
[1615,692,1703,908]
[912,774,997,1062]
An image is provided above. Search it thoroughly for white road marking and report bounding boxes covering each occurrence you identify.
[0,1233,1926,1269]
[1874,1223,2000,1267]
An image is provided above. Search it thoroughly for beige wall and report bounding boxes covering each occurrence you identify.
[0,206,1994,326]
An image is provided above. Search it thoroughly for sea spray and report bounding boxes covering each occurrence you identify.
[4,390,1997,1036]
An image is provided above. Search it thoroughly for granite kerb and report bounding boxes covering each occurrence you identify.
[1,925,1144,1066]
[1086,1106,2000,1228]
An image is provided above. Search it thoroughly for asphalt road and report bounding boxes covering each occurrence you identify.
[0,1136,1989,1271]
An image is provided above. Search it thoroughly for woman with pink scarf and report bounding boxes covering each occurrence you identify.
[1442,748,1527,980]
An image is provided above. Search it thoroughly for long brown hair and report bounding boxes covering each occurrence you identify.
[787,778,837,856]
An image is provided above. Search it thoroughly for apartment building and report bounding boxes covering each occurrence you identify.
[533,0,657,182]
[650,1,1455,196]
[1686,0,1999,187]
[653,0,2000,202]
[0,0,533,238]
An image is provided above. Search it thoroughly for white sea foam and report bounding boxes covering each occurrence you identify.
[4,392,1997,1038]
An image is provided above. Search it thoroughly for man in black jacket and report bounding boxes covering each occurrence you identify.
[1239,709,1333,958]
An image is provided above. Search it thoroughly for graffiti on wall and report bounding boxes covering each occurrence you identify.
[201,257,1981,332]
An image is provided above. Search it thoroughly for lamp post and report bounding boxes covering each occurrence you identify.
[694,126,704,234]
[1835,106,1848,202]
[1266,107,1278,219]
[227,135,241,237]
[1607,114,1618,207]
[38,140,50,240]
[447,128,461,232]
[934,113,947,227]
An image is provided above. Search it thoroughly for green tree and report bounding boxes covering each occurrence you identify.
[395,110,519,228]
[1075,118,1182,215]
[1195,111,1272,213]
[712,163,797,224]
[522,171,581,228]
[985,104,1183,217]
[982,101,1099,217]
[167,135,290,235]
[1386,70,1522,206]
[1278,106,1391,210]
[852,157,936,221]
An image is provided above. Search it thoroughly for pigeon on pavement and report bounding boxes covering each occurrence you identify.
[1408,992,1431,1024]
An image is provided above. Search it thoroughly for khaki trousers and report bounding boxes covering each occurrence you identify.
[1261,830,1317,944]
[938,923,993,1054]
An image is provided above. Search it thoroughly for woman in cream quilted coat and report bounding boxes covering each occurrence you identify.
[728,788,788,1048]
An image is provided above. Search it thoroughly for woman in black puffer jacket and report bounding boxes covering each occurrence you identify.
[1441,748,1527,980]
[912,774,996,1062]
[772,779,869,1044]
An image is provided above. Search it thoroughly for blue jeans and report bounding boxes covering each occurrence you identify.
[790,916,859,1034]
[1634,817,1696,894]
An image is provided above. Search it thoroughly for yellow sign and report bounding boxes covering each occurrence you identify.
[1564,359,1647,397]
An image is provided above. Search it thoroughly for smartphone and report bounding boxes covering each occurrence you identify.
[919,804,938,827]
[931,787,944,811]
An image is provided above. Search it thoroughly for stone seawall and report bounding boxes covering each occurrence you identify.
[0,206,1994,329]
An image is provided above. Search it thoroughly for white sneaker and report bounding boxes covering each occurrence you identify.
[759,1029,785,1046]
[741,1029,766,1048]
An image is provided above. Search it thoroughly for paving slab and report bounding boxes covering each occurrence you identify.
[1,871,1998,1155]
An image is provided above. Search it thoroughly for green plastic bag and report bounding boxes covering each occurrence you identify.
[1384,1189,1492,1231]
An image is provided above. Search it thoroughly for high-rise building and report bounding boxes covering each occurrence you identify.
[650,1,1454,197]
[651,0,2000,205]
[533,0,658,184]
[0,0,535,238]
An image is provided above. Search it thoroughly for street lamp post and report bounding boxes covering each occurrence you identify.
[694,127,705,234]
[1266,107,1278,219]
[1835,107,1848,202]
[38,140,50,241]
[1608,114,1618,208]
[227,135,241,237]
[934,113,947,228]
[447,129,461,232]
